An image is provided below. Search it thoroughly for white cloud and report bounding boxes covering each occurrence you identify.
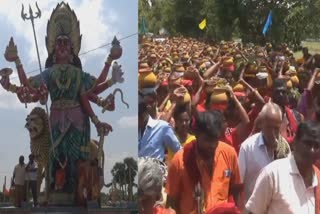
[117,115,137,128]
[0,0,118,65]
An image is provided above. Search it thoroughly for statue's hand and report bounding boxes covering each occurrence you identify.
[38,83,49,104]
[0,76,10,90]
[96,122,113,136]
[101,94,115,112]
[111,62,124,84]
[16,86,30,103]
[4,37,18,62]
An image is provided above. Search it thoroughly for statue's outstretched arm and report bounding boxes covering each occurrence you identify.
[80,92,113,137]
[94,37,122,87]
[93,62,124,95]
[0,76,47,103]
[87,92,116,112]
[0,73,48,105]
[95,56,112,85]
[1,38,48,104]
[4,38,33,90]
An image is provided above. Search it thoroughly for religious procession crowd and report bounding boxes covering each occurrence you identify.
[138,36,320,214]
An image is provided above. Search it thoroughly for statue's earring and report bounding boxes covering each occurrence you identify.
[53,55,56,63]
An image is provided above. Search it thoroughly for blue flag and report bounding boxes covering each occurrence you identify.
[262,11,272,36]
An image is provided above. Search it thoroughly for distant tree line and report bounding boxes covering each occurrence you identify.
[139,0,320,48]
[106,157,137,202]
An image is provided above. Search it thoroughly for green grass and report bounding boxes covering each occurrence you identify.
[294,41,320,58]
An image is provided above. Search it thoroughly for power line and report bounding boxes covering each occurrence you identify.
[11,32,138,79]
[79,33,138,56]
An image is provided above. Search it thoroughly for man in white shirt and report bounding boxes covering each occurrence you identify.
[238,102,290,203]
[13,155,26,207]
[25,154,38,207]
[245,121,320,214]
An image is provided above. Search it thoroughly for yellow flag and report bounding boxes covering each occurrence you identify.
[199,19,206,30]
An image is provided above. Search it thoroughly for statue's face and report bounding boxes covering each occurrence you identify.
[55,35,71,61]
[25,113,44,139]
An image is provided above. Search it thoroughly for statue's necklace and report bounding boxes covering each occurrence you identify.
[55,65,71,90]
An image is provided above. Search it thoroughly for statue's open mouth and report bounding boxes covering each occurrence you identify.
[58,48,69,56]
[26,125,39,137]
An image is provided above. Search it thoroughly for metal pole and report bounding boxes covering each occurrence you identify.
[21,2,58,163]
[28,7,43,76]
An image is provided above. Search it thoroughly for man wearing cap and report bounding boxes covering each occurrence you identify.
[138,89,181,161]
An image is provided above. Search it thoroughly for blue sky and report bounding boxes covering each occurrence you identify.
[0,0,137,193]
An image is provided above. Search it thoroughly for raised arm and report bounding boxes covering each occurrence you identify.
[307,68,320,91]
[4,38,32,89]
[226,86,250,142]
[95,57,113,85]
[158,94,170,113]
[297,68,320,118]
[203,59,222,79]
[1,38,49,104]
[95,37,122,85]
[239,79,265,105]
[92,62,124,95]
[191,69,204,109]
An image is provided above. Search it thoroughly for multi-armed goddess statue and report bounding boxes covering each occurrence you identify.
[0,2,128,205]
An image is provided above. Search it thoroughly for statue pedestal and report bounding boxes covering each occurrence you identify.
[21,201,33,208]
[49,192,74,206]
[87,200,99,208]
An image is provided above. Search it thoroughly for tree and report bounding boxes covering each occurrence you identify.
[109,157,138,201]
[139,0,151,34]
[123,157,138,201]
[0,191,10,203]
[110,162,126,199]
[138,0,320,47]
[236,0,317,47]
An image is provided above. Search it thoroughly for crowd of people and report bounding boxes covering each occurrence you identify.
[138,36,320,214]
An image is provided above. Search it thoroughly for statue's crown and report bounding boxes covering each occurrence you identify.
[46,2,82,56]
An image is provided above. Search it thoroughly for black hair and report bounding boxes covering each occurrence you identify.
[225,96,236,110]
[194,110,224,141]
[273,78,287,90]
[138,91,148,117]
[19,155,24,162]
[296,121,320,142]
[205,92,211,109]
[139,102,148,117]
[140,87,157,100]
[173,104,190,120]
